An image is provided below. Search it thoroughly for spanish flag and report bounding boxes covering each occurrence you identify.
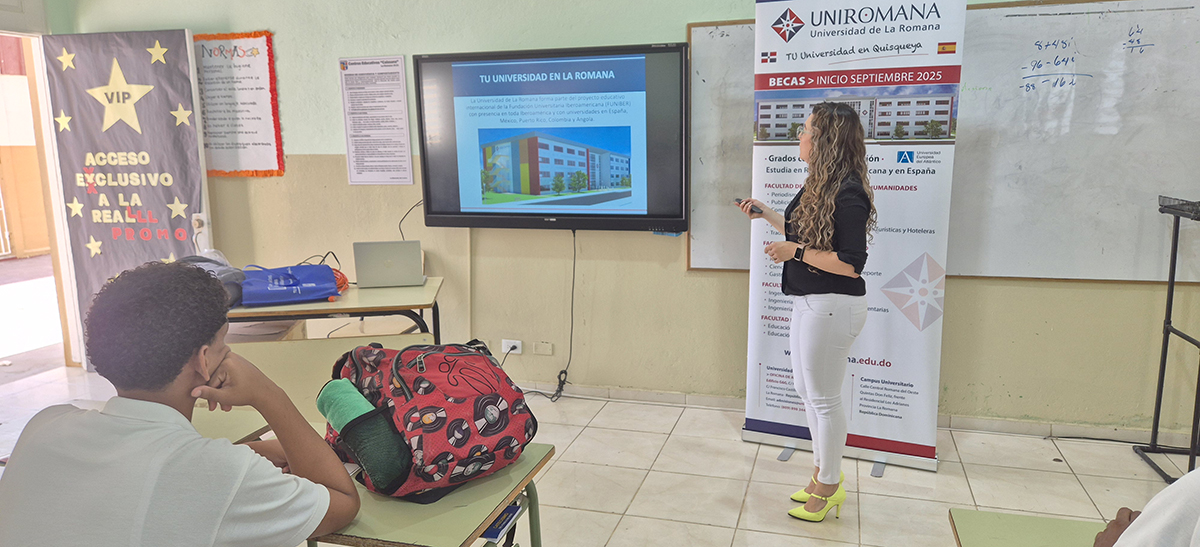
[938,42,957,54]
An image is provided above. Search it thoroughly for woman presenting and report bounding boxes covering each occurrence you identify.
[738,102,876,523]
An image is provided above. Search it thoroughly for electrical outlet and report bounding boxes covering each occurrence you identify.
[533,342,553,355]
[502,339,522,354]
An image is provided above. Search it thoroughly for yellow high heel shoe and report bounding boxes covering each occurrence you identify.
[790,471,844,503]
[788,482,846,522]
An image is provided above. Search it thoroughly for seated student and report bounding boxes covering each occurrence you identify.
[0,262,359,546]
[1094,468,1200,547]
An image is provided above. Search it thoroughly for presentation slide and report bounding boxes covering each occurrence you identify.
[451,55,648,215]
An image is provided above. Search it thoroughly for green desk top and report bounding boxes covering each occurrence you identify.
[227,277,443,321]
[190,406,269,444]
[322,443,554,547]
[949,508,1105,547]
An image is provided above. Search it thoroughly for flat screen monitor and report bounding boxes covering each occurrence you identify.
[413,43,688,232]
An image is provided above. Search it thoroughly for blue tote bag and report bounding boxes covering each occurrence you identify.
[241,264,340,307]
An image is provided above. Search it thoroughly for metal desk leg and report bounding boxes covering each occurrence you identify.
[432,302,441,345]
[526,481,542,547]
[307,540,318,547]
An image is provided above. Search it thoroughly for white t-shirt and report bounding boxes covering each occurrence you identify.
[0,397,329,547]
[1115,467,1200,547]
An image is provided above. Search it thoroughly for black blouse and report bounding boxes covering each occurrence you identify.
[781,176,870,297]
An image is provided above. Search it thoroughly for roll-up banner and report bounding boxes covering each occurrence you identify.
[745,0,966,470]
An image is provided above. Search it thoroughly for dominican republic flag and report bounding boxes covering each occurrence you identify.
[761,51,777,63]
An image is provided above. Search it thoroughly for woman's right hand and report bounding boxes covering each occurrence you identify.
[738,198,770,220]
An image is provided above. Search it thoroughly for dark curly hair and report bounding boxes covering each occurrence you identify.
[85,261,228,391]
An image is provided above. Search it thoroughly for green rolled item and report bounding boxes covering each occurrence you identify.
[317,378,412,493]
[318,379,376,432]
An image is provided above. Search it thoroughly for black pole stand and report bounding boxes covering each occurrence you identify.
[1133,196,1200,484]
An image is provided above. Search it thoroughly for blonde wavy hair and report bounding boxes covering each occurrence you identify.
[790,102,878,251]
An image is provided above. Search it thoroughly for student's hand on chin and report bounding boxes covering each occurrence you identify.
[192,352,275,411]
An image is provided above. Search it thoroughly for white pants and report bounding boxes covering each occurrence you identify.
[789,293,868,485]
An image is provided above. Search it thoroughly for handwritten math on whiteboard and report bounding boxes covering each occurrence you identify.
[950,1,1200,282]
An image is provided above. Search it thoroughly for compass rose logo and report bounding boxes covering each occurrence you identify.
[881,253,946,331]
[772,9,805,43]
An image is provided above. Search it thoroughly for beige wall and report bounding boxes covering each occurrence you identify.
[51,0,1200,432]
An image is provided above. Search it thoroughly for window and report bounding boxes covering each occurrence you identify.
[540,171,549,177]
[761,104,772,110]
[760,114,770,119]
[553,146,563,152]
[538,143,549,150]
[539,157,549,164]
[774,132,788,138]
[898,101,911,106]
[793,113,804,118]
[567,160,575,167]
[776,104,788,109]
[917,100,930,106]
[879,101,892,107]
[775,123,787,128]
[565,148,574,155]
[776,114,787,119]
[914,131,927,136]
[935,100,950,105]
[554,159,563,165]
[793,104,804,109]
[878,121,891,126]
[557,172,565,178]
[916,110,929,116]
[896,121,910,126]
[897,111,911,116]
[878,111,891,116]
[935,110,949,115]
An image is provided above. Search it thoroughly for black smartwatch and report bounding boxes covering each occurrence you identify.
[793,246,805,262]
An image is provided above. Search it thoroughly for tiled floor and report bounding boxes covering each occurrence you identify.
[0,368,1191,547]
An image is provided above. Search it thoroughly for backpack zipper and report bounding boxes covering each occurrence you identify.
[406,344,496,373]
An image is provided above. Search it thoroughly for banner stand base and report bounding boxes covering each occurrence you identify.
[742,429,938,473]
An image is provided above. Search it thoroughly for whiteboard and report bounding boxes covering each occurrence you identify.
[687,21,755,270]
[685,4,1200,280]
[950,0,1200,281]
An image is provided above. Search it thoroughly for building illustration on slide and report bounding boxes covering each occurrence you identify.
[480,131,631,196]
[756,95,955,141]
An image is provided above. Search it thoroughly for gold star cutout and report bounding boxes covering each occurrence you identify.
[66,197,84,217]
[167,197,189,218]
[249,47,260,57]
[57,48,75,71]
[170,103,192,126]
[85,59,155,134]
[85,236,102,257]
[54,110,72,132]
[161,252,176,264]
[146,41,168,64]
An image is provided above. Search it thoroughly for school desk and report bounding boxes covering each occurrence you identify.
[949,507,1106,547]
[228,277,443,344]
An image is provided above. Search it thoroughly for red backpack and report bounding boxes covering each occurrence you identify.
[324,341,537,501]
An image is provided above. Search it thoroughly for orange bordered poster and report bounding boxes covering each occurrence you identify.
[193,31,283,177]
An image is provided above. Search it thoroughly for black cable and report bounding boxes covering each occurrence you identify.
[499,346,514,369]
[529,230,577,402]
[324,321,350,338]
[297,252,341,269]
[398,200,424,241]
